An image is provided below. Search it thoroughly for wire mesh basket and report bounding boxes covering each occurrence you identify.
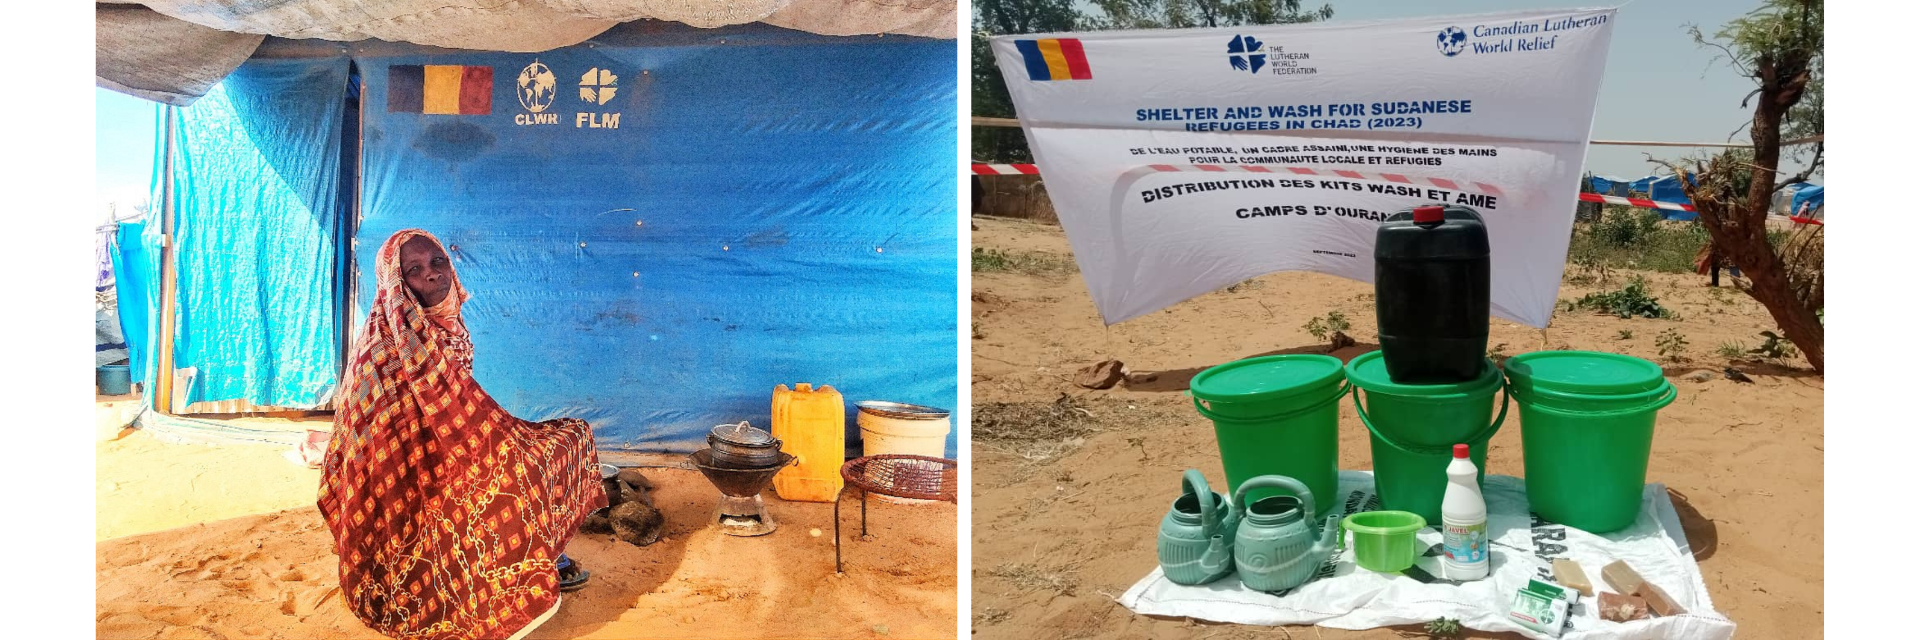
[839,454,958,503]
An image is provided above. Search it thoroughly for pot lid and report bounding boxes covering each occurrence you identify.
[856,401,950,420]
[709,421,773,445]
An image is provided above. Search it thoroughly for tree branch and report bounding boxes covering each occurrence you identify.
[1689,23,1754,78]
[1726,118,1754,143]
[1772,142,1824,192]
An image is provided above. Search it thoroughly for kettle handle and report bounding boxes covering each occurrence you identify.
[1231,475,1316,526]
[1181,469,1219,539]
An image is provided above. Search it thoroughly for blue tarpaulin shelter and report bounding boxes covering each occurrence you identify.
[1791,184,1824,218]
[115,23,959,455]
[1646,175,1697,221]
[1587,175,1631,196]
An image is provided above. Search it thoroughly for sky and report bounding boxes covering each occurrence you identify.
[95,0,1816,212]
[1320,0,1816,180]
[95,87,159,220]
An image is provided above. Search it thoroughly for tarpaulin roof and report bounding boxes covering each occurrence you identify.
[97,0,955,105]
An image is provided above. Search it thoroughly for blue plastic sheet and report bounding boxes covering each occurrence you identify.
[1646,175,1697,221]
[1791,184,1823,217]
[354,30,958,454]
[111,220,156,382]
[162,57,349,408]
[1587,175,1631,197]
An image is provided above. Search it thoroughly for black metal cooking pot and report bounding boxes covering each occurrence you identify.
[707,422,784,469]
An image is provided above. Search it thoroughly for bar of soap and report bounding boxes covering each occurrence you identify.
[1601,560,1646,596]
[1598,591,1650,622]
[1637,580,1688,617]
[1552,559,1593,597]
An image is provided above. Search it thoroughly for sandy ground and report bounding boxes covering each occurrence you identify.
[970,216,1823,639]
[96,410,958,639]
[95,398,328,541]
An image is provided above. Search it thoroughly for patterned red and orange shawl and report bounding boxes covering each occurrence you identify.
[319,230,607,640]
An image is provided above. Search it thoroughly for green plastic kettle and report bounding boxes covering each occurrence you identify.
[1157,469,1237,585]
[1231,475,1343,592]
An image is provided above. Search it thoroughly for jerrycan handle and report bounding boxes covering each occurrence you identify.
[1231,475,1316,527]
[1181,469,1220,539]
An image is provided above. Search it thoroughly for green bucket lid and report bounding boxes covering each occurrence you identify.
[1344,350,1501,396]
[1504,350,1666,396]
[1190,354,1345,404]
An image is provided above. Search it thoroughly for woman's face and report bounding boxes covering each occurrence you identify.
[399,236,453,307]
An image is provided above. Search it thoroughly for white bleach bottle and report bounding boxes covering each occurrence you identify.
[1441,443,1489,581]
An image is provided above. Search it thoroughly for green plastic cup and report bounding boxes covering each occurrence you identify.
[1191,354,1348,518]
[1343,510,1426,572]
[1346,351,1508,525]
[1505,351,1678,534]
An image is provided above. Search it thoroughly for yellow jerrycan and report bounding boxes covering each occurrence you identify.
[771,383,845,502]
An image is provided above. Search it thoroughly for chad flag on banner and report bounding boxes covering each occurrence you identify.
[1015,39,1092,82]
[388,65,492,114]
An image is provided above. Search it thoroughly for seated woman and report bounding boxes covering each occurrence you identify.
[319,229,608,640]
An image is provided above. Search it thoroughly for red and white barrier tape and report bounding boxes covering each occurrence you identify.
[1576,192,1694,212]
[971,163,1040,175]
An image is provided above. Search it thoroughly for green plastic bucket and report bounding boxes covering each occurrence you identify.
[1343,510,1426,572]
[1347,351,1507,524]
[1505,351,1678,533]
[1190,354,1348,517]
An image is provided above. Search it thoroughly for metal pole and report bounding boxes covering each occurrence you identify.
[154,105,179,414]
[834,485,846,573]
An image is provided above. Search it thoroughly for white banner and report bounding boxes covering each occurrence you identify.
[991,9,1618,327]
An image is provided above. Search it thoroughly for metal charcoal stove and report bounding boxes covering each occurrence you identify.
[689,449,794,536]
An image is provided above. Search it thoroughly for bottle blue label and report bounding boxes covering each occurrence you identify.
[1444,521,1487,564]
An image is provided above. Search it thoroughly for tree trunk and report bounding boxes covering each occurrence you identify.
[1687,49,1824,373]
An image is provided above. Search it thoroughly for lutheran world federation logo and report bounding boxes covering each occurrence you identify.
[1437,26,1468,56]
[1228,35,1266,74]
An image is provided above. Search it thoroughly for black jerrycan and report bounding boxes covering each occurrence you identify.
[1374,203,1490,382]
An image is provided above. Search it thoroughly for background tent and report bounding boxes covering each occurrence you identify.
[1587,175,1632,196]
[1646,174,1697,221]
[116,22,959,456]
[1791,184,1824,219]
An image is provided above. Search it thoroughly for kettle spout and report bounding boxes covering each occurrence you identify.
[1312,514,1344,557]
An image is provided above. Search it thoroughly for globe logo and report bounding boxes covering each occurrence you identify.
[516,61,556,113]
[1228,35,1267,75]
[1437,26,1468,57]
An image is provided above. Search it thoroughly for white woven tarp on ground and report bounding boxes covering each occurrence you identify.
[1119,472,1736,640]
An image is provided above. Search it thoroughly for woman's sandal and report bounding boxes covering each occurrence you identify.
[557,554,590,592]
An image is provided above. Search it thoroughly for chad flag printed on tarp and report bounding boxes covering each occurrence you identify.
[1015,39,1092,82]
[388,65,492,114]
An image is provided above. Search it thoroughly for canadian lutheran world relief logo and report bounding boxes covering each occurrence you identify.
[1437,26,1468,57]
[1228,35,1265,74]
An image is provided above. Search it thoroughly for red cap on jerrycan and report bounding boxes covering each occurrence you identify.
[1412,205,1445,224]
[1453,443,1469,459]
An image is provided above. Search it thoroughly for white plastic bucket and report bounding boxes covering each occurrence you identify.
[856,402,951,504]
